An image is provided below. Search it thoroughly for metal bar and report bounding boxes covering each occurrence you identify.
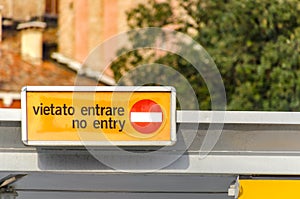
[22,86,175,92]
[0,109,21,121]
[3,108,300,124]
[177,110,300,124]
[1,151,300,175]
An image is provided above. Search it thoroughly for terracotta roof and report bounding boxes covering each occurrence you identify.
[0,49,100,93]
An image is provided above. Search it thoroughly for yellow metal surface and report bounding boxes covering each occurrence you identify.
[25,91,172,143]
[239,179,300,199]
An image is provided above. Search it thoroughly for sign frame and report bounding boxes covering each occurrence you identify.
[21,86,176,146]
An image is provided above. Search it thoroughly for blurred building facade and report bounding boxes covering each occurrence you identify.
[0,0,45,21]
[57,0,142,63]
[55,0,143,81]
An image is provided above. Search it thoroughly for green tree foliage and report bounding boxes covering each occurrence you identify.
[111,0,300,111]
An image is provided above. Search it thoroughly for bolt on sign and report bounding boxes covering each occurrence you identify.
[21,86,176,146]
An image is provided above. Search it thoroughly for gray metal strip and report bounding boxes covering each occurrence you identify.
[17,192,229,199]
[2,172,234,193]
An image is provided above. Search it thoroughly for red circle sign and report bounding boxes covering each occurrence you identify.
[130,99,163,134]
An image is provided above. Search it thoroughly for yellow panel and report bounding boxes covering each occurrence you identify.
[239,179,300,199]
[25,90,173,144]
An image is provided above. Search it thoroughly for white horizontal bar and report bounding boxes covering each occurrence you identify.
[0,92,20,99]
[2,151,300,174]
[2,109,300,124]
[177,111,300,124]
[130,112,162,122]
[23,86,175,92]
[0,109,21,121]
